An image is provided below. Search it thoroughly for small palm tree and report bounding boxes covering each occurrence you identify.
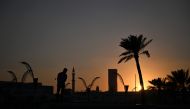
[78,77,100,92]
[167,69,190,91]
[148,78,166,91]
[7,71,17,82]
[118,35,152,91]
[21,61,35,83]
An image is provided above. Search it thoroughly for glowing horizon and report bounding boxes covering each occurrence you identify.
[2,53,187,93]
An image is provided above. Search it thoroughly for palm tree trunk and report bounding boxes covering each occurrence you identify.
[134,55,144,91]
[134,55,145,104]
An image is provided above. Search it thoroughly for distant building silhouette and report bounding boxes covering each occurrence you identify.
[0,81,53,98]
[108,69,117,92]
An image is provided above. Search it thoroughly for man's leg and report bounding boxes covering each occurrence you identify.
[56,86,61,101]
[61,87,64,96]
[57,86,61,95]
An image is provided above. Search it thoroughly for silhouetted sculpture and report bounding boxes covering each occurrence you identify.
[56,68,68,97]
[21,61,35,83]
[78,77,100,92]
[96,86,100,92]
[7,71,17,82]
[117,72,129,92]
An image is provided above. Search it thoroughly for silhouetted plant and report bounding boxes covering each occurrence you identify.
[148,77,166,91]
[21,61,35,83]
[7,71,17,82]
[167,69,190,92]
[118,34,152,103]
[78,77,100,92]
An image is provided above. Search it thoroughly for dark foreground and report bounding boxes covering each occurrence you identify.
[2,92,190,109]
[2,102,190,109]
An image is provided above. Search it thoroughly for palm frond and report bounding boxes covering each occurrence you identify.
[125,55,134,62]
[141,37,147,45]
[118,55,134,64]
[167,75,175,82]
[119,51,132,57]
[120,38,131,50]
[141,39,153,50]
[118,56,127,64]
[140,50,150,57]
[137,35,143,47]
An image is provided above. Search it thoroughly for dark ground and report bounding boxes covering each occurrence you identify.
[2,92,190,109]
[2,102,190,109]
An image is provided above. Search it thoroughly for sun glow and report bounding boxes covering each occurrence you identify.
[137,85,142,91]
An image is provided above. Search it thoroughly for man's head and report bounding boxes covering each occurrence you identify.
[63,68,68,73]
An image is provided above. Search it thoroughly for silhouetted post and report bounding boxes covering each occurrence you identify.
[135,74,136,92]
[33,78,38,89]
[96,86,100,92]
[72,67,75,93]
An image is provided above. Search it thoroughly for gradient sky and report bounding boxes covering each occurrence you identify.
[0,0,190,92]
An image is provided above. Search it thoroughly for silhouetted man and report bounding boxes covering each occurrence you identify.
[56,68,68,96]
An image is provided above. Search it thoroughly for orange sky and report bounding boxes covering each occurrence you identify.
[3,45,188,93]
[1,45,189,93]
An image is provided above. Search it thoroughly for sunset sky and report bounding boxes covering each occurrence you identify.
[0,0,190,92]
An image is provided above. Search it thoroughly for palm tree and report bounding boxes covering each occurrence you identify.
[148,78,166,91]
[118,35,152,91]
[7,71,17,82]
[118,35,152,103]
[167,69,190,91]
[78,77,100,92]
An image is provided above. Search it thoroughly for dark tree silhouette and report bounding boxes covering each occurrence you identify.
[167,69,190,91]
[118,34,152,103]
[21,61,35,83]
[78,77,100,92]
[148,77,166,91]
[7,71,17,82]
